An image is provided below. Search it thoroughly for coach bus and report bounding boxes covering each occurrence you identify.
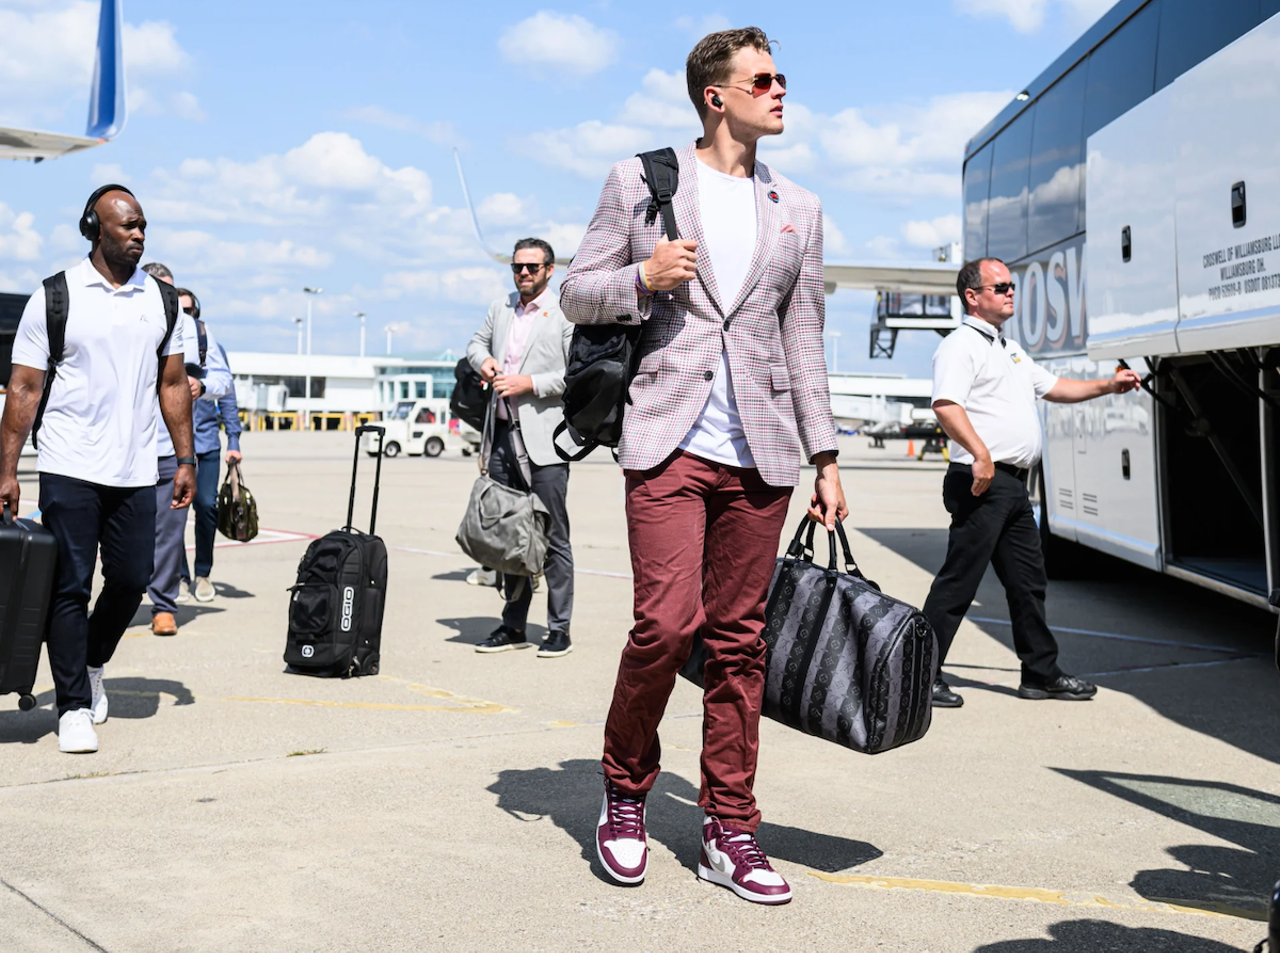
[962,0,1280,609]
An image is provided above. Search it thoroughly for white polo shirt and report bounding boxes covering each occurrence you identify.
[12,257,184,488]
[931,315,1058,470]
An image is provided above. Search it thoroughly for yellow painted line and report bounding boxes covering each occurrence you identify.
[222,696,513,714]
[809,872,1265,921]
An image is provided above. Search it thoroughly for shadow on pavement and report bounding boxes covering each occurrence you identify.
[437,616,547,646]
[101,677,195,718]
[487,758,881,884]
[126,605,225,628]
[972,919,1241,951]
[1056,770,1280,918]
[432,569,475,582]
[211,581,255,599]
[0,693,55,744]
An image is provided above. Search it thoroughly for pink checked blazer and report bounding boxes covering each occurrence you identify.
[559,142,836,487]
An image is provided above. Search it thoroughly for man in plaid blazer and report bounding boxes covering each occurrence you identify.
[560,26,846,905]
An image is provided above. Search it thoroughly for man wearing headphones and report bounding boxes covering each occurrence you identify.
[136,269,231,635]
[0,185,195,754]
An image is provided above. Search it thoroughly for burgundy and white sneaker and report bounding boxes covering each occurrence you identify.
[596,785,647,885]
[698,817,792,904]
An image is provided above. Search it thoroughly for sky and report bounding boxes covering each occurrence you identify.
[0,0,1117,377]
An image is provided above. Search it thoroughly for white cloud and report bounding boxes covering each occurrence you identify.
[954,0,1049,33]
[343,106,460,146]
[823,214,851,256]
[90,162,131,185]
[477,192,527,225]
[384,267,509,305]
[902,214,962,248]
[617,70,700,131]
[0,203,42,260]
[498,12,619,75]
[0,1,197,128]
[674,14,732,37]
[529,120,659,178]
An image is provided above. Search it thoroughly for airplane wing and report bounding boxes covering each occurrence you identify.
[822,261,959,296]
[453,148,573,266]
[0,0,125,162]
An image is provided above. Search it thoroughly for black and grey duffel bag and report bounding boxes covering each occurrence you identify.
[681,518,936,754]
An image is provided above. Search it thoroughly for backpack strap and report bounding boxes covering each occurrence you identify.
[195,318,208,368]
[152,276,181,389]
[637,148,680,242]
[31,272,69,451]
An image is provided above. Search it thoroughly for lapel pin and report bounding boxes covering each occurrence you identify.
[768,190,779,203]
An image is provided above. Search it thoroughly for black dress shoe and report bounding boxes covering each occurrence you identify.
[1017,674,1097,700]
[475,626,530,653]
[537,630,573,658]
[932,678,963,708]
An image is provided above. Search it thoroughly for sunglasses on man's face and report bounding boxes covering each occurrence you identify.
[982,282,1016,295]
[726,72,787,94]
[511,262,547,274]
[182,306,196,315]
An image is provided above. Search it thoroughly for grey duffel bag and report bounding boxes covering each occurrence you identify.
[681,517,936,754]
[456,398,550,578]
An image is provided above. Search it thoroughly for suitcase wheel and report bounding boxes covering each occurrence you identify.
[18,694,37,712]
[368,660,379,676]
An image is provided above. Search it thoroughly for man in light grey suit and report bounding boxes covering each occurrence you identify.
[466,238,575,658]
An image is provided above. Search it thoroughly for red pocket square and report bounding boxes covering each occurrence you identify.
[780,223,798,234]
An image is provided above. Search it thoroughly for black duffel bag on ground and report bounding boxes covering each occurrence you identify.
[554,147,678,461]
[450,357,489,432]
[681,517,936,754]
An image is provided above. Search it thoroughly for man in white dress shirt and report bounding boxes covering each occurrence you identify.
[923,257,1141,708]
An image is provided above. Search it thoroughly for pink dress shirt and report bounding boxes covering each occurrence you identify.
[497,290,548,420]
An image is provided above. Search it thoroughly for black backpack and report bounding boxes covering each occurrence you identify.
[449,357,489,432]
[32,271,179,449]
[284,426,388,678]
[553,148,679,461]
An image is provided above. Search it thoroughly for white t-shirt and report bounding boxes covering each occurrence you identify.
[931,316,1059,469]
[679,159,758,468]
[11,258,184,488]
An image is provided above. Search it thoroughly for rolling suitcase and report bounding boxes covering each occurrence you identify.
[284,426,388,678]
[0,503,56,711]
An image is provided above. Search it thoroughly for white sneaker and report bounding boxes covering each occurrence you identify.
[466,568,497,587]
[58,709,99,753]
[194,576,215,602]
[88,665,108,724]
[176,583,191,605]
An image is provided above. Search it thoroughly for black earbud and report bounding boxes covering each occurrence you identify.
[79,183,135,241]
[711,94,723,108]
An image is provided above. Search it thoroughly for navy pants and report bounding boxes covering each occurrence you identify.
[39,474,155,716]
[149,456,189,616]
[181,449,221,582]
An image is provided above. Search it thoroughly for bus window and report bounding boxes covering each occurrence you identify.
[1027,63,1086,256]
[962,143,993,259]
[985,107,1034,263]
[1154,0,1260,91]
[1083,1,1160,139]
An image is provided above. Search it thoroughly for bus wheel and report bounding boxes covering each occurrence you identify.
[424,437,445,458]
[383,441,402,458]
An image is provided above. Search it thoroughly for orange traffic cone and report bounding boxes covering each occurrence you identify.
[906,439,915,458]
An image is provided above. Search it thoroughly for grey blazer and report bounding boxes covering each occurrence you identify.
[466,291,573,467]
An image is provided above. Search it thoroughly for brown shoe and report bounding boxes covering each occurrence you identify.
[152,612,178,636]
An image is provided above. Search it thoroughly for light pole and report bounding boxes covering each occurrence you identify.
[383,322,408,355]
[354,311,366,358]
[303,287,323,431]
[826,329,842,374]
[293,317,303,355]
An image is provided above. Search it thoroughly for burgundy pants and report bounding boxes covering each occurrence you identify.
[602,451,792,832]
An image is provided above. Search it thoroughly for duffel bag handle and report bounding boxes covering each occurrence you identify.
[796,517,867,580]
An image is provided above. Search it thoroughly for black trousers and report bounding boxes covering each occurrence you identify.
[39,474,156,716]
[921,463,1063,684]
[488,417,574,634]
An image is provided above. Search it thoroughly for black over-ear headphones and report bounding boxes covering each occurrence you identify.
[711,93,724,108]
[79,183,135,241]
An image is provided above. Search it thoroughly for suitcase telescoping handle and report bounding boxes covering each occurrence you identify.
[1,501,14,525]
[348,424,386,535]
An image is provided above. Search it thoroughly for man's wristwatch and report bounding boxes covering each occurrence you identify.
[176,457,198,467]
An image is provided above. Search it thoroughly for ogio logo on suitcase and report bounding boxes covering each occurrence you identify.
[341,586,355,632]
[301,644,315,658]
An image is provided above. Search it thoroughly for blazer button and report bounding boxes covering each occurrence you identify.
[723,321,731,331]
[704,370,714,381]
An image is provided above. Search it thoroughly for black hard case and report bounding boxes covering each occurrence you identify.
[284,427,388,678]
[0,505,56,710]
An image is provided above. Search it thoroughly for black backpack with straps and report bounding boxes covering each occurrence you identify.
[554,147,680,461]
[31,272,180,449]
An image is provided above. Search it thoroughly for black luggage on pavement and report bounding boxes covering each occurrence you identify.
[681,518,936,754]
[553,147,678,461]
[449,358,489,432]
[0,504,56,711]
[284,426,388,678]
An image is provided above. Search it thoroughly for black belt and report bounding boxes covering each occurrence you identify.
[951,460,1029,481]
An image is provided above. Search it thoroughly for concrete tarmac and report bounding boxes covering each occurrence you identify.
[2,432,1277,952]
